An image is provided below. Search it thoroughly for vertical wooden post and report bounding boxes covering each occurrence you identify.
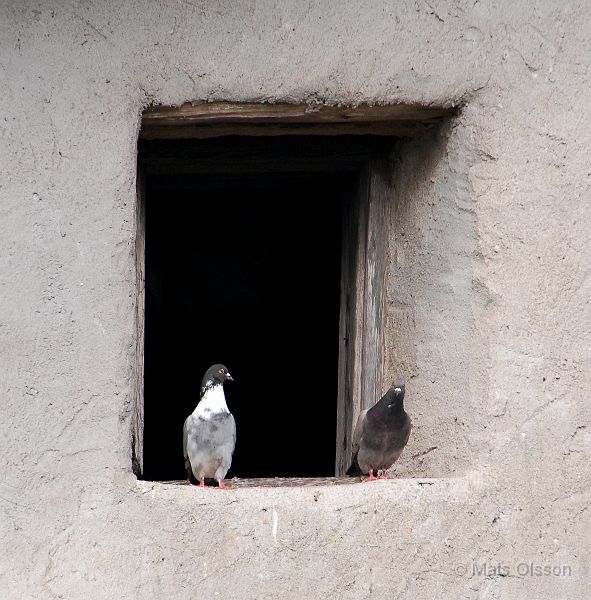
[335,174,364,476]
[361,159,391,410]
[335,160,391,476]
[132,168,146,477]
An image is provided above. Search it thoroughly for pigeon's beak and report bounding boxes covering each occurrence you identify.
[226,373,234,382]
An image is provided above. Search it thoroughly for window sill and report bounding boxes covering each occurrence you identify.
[136,473,482,495]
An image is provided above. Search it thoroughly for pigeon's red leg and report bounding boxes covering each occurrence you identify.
[217,480,227,490]
[199,478,205,487]
[363,469,378,482]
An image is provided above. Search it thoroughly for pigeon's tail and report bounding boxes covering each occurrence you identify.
[346,454,361,476]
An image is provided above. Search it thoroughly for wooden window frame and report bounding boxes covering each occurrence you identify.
[133,102,448,479]
[335,160,391,475]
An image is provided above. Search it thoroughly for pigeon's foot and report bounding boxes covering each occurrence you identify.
[194,478,225,489]
[216,480,230,490]
[363,469,378,482]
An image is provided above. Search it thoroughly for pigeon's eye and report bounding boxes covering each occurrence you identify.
[219,368,224,374]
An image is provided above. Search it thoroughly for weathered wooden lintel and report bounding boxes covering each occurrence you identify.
[141,102,451,139]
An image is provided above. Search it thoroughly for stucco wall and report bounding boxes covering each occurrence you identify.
[1,1,590,598]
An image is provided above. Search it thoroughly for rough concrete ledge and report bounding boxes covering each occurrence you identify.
[135,472,487,509]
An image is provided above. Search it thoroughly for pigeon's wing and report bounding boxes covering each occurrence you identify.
[182,415,197,483]
[230,413,236,450]
[203,411,236,480]
[218,413,236,476]
[183,416,189,460]
[346,409,368,476]
[351,409,368,455]
[402,414,412,446]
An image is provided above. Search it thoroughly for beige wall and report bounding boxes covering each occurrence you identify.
[1,1,590,598]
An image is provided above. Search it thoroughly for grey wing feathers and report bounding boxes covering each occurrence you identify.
[182,416,197,483]
[209,412,235,476]
[351,409,368,457]
[182,417,189,461]
[222,414,236,468]
[346,409,368,476]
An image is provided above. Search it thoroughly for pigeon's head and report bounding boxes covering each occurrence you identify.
[387,379,405,408]
[202,364,234,388]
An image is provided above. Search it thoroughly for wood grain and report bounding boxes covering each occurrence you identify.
[132,169,146,477]
[141,102,451,139]
[361,159,392,410]
[335,180,363,476]
[142,101,450,123]
[335,161,392,475]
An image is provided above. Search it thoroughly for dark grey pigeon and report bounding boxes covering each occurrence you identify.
[346,379,411,479]
[183,364,235,488]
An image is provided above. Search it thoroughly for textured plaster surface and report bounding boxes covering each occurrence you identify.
[1,1,590,598]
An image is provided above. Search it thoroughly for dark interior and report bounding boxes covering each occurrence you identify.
[142,162,360,479]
